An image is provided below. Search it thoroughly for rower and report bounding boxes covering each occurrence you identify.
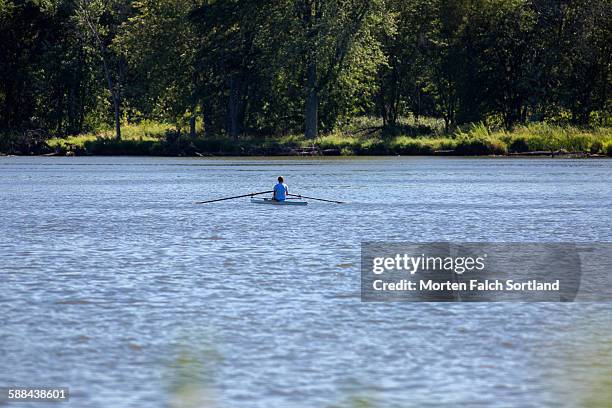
[273,176,288,202]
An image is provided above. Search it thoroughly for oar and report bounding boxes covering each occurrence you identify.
[195,190,273,204]
[287,193,345,204]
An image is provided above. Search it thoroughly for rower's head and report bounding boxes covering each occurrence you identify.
[278,176,284,183]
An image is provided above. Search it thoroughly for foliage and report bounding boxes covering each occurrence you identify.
[0,0,610,144]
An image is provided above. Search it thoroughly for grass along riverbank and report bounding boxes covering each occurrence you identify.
[3,119,612,157]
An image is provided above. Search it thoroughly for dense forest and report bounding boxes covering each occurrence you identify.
[0,0,610,154]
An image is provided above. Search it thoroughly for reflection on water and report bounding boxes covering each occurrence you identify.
[0,156,611,408]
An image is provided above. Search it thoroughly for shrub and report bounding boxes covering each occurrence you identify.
[508,123,563,151]
[455,122,491,139]
[605,141,612,157]
[83,139,156,155]
[508,137,529,153]
[0,132,24,153]
[355,138,386,154]
[590,140,603,154]
[389,137,433,155]
[316,133,359,150]
[340,147,355,156]
[455,138,507,155]
[1,130,50,154]
[563,134,592,152]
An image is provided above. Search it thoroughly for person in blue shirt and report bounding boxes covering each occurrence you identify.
[273,176,288,201]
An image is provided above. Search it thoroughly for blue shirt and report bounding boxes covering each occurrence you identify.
[273,183,288,201]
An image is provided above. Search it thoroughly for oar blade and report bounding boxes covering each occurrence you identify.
[195,190,273,204]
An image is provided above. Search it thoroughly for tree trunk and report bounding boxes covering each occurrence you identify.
[201,98,214,138]
[189,99,197,138]
[112,93,121,140]
[81,6,121,140]
[190,71,199,138]
[98,42,120,139]
[305,60,318,139]
[190,114,196,138]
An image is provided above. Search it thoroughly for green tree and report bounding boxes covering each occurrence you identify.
[288,0,375,138]
[460,0,538,127]
[116,0,201,137]
[191,0,277,138]
[75,0,131,139]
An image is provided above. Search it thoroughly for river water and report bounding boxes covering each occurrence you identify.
[1,156,611,408]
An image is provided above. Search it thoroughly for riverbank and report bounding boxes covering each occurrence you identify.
[2,121,611,157]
